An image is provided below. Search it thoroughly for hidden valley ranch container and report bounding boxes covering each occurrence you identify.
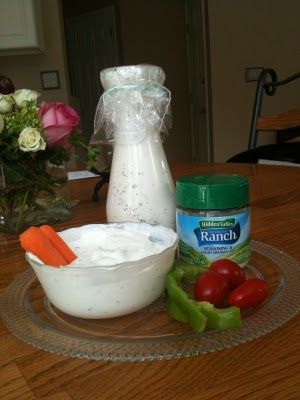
[176,174,250,267]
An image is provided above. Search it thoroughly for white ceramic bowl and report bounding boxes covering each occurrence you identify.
[26,223,178,319]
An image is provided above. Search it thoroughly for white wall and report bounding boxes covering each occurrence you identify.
[208,0,300,161]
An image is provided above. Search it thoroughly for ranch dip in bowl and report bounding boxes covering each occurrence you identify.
[25,223,178,319]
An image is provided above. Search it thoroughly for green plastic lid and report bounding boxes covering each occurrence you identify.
[176,174,249,210]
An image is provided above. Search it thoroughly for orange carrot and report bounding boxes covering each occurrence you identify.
[20,227,67,267]
[40,225,77,264]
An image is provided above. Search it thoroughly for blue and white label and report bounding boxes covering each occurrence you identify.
[176,210,250,266]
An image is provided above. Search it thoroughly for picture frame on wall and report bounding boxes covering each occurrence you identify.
[41,70,60,90]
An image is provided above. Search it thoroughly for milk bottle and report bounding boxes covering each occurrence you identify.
[94,65,175,229]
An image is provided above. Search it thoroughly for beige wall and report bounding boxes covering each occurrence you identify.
[2,1,299,163]
[0,0,70,103]
[118,0,191,162]
[208,0,300,162]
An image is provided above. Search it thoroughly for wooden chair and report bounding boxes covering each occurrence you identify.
[257,107,300,134]
[228,68,300,164]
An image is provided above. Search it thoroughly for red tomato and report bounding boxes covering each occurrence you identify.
[229,278,268,308]
[210,259,246,289]
[194,271,229,307]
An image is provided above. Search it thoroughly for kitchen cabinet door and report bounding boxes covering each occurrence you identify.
[0,0,44,55]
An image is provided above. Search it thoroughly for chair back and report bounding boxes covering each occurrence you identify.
[248,68,300,150]
[227,68,300,164]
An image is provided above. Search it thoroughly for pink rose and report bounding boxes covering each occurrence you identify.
[38,102,80,149]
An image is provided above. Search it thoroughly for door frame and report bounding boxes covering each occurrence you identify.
[185,0,213,161]
[63,5,119,142]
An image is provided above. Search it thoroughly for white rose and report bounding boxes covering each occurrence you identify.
[12,89,40,108]
[0,114,4,133]
[18,127,46,152]
[0,94,14,113]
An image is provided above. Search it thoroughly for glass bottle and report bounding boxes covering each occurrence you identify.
[95,65,175,229]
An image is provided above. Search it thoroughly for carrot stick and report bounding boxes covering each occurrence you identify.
[40,225,77,264]
[20,227,67,267]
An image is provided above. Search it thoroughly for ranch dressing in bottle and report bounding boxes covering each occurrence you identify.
[94,65,175,229]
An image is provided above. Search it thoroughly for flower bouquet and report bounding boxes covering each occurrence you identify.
[0,89,97,234]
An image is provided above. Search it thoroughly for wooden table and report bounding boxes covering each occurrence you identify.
[0,162,299,400]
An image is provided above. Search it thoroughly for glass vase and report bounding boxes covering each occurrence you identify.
[0,162,72,235]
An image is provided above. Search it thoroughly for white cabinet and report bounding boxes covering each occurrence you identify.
[0,0,44,55]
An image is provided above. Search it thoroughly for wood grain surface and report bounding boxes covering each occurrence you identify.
[0,162,299,400]
[257,107,300,132]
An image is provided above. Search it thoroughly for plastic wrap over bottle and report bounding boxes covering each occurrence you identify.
[100,64,166,89]
[92,65,172,145]
[94,64,176,229]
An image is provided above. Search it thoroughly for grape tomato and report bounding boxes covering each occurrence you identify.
[210,259,246,289]
[194,271,229,307]
[229,278,268,308]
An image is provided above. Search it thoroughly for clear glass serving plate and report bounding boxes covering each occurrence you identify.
[1,241,300,362]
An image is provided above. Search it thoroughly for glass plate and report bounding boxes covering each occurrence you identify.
[1,241,300,362]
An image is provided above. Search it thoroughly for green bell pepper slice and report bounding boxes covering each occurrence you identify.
[195,301,241,330]
[165,296,188,323]
[165,264,242,332]
[166,267,207,332]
